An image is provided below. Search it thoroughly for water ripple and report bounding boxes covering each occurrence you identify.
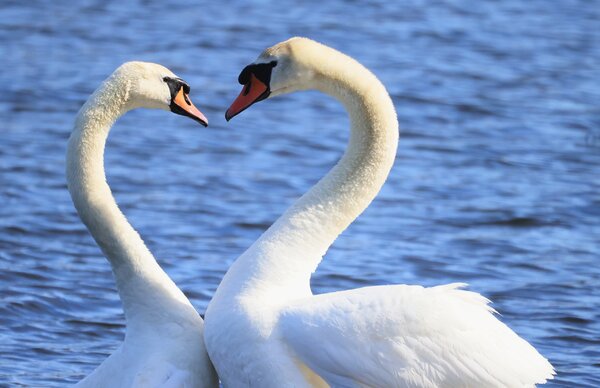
[1,0,599,386]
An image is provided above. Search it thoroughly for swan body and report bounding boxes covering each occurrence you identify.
[205,38,554,387]
[68,62,217,387]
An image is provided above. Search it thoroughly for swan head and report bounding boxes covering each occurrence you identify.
[225,37,323,121]
[113,61,208,126]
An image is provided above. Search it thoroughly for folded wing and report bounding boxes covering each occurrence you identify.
[279,283,554,388]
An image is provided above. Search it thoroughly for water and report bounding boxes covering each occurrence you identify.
[1,0,599,386]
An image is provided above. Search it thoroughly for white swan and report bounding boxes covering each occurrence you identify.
[67,62,217,387]
[204,38,555,387]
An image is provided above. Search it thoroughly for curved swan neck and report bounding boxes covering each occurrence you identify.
[235,49,399,294]
[67,73,191,323]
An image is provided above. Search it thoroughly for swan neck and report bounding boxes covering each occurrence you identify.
[235,57,399,294]
[66,75,191,322]
[286,70,398,258]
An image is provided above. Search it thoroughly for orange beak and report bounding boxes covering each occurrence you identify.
[172,87,208,127]
[225,74,269,121]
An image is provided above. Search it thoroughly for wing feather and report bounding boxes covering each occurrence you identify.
[278,284,553,388]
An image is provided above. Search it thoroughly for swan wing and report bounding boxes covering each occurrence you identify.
[279,283,554,388]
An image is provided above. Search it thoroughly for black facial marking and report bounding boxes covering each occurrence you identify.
[163,76,206,126]
[163,76,191,99]
[234,61,277,107]
[237,61,277,86]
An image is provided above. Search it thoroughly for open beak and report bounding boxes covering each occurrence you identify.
[171,87,208,127]
[225,74,269,121]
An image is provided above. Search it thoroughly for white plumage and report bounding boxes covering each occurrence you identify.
[280,283,552,387]
[68,62,217,387]
[204,37,554,387]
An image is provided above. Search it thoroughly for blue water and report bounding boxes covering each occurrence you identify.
[1,0,599,386]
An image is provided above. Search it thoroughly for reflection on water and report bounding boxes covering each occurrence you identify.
[1,0,599,386]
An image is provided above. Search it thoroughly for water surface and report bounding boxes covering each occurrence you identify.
[1,0,599,386]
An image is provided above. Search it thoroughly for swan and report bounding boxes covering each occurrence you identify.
[204,38,554,387]
[67,62,217,387]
